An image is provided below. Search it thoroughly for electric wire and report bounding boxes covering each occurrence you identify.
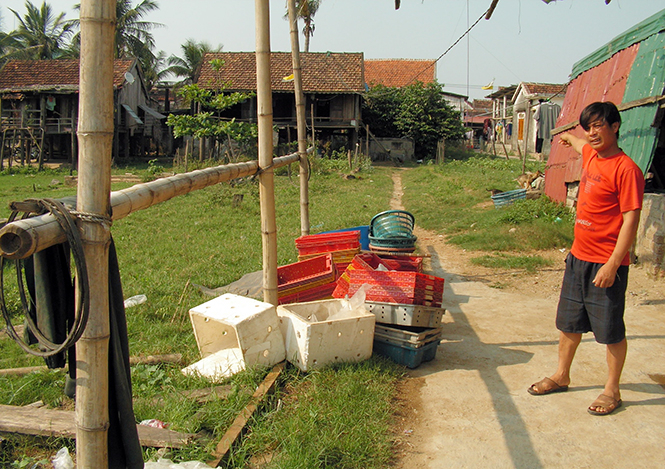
[0,198,91,357]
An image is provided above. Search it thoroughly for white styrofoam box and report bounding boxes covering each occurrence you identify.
[184,293,286,379]
[276,298,375,372]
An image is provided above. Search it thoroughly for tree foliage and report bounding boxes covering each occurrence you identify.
[285,0,321,53]
[166,67,257,144]
[165,39,222,85]
[8,1,74,60]
[363,82,466,159]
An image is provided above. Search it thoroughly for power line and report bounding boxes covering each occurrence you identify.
[408,6,490,87]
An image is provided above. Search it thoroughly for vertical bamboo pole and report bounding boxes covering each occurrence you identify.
[77,0,115,466]
[523,99,531,174]
[287,0,310,237]
[255,0,278,306]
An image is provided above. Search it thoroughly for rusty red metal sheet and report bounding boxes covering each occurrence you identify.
[544,44,639,203]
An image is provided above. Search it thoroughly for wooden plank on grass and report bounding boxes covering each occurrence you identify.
[0,354,183,377]
[208,362,285,467]
[0,404,194,448]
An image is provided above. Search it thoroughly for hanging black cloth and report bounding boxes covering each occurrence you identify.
[107,238,144,468]
[23,243,76,388]
[24,238,144,468]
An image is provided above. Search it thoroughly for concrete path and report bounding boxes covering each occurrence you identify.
[397,249,665,468]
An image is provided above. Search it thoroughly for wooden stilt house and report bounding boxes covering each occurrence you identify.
[0,58,166,167]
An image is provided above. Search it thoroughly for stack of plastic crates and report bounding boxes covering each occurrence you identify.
[295,230,361,275]
[333,252,445,368]
[368,210,417,254]
[277,253,337,304]
[334,252,423,298]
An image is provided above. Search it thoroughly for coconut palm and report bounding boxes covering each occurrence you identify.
[1,15,17,64]
[113,0,162,60]
[287,0,321,52]
[8,1,75,59]
[140,48,170,90]
[72,0,163,85]
[164,39,223,84]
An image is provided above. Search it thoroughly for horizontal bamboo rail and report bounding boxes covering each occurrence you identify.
[0,151,304,260]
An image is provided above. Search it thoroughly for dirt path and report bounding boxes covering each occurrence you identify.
[388,170,665,468]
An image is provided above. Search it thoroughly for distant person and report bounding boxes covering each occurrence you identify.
[527,101,645,416]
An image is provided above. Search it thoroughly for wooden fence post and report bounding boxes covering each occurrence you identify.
[255,0,278,306]
[76,0,115,466]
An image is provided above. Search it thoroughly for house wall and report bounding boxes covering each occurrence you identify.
[116,65,147,133]
[368,138,414,162]
[635,193,665,276]
[511,95,564,158]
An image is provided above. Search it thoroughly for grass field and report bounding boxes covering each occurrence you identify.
[0,152,575,467]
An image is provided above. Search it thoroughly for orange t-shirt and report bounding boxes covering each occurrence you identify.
[570,144,644,265]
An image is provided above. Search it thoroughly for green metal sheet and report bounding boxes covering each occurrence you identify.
[619,105,660,174]
[619,32,665,173]
[572,8,665,79]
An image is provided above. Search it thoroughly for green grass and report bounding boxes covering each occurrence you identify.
[0,157,397,465]
[400,155,574,263]
[0,152,575,466]
[228,357,404,469]
[470,253,552,271]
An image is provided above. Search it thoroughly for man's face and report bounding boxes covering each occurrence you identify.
[584,117,619,152]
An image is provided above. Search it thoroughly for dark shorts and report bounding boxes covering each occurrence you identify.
[556,253,629,345]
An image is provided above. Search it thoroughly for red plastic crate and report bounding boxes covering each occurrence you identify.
[334,269,444,307]
[334,253,425,299]
[278,282,337,305]
[295,231,361,256]
[373,254,423,272]
[278,254,336,296]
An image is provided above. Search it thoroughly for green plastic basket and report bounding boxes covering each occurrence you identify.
[370,210,415,239]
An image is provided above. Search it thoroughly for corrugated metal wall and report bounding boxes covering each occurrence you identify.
[543,45,639,203]
[620,32,665,173]
[544,8,665,203]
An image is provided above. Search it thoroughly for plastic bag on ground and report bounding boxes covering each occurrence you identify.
[328,283,372,321]
[144,459,214,469]
[124,294,147,308]
[52,447,74,469]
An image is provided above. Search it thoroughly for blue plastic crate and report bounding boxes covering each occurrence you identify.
[319,226,370,251]
[373,337,440,368]
[491,189,527,208]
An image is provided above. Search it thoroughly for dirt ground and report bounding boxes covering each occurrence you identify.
[387,171,665,468]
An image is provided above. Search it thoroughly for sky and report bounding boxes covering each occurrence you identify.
[2,0,664,100]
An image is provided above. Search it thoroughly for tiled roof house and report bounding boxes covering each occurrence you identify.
[364,59,436,88]
[0,59,165,162]
[196,51,364,148]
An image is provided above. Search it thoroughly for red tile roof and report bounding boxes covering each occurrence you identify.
[197,52,364,93]
[0,59,136,92]
[520,82,568,98]
[364,59,436,88]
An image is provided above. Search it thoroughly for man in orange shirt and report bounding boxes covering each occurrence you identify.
[527,102,645,416]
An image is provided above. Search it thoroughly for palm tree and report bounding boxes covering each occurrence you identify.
[286,0,321,52]
[164,39,222,84]
[8,1,75,60]
[72,0,163,84]
[1,15,17,64]
[113,0,162,60]
[140,48,170,90]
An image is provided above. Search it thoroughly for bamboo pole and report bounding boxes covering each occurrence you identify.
[77,0,115,466]
[0,153,301,260]
[287,0,310,237]
[255,0,278,306]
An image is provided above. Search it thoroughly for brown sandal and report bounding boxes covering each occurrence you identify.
[527,377,569,395]
[588,394,622,416]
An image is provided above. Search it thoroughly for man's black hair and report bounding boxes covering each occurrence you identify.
[579,101,621,137]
